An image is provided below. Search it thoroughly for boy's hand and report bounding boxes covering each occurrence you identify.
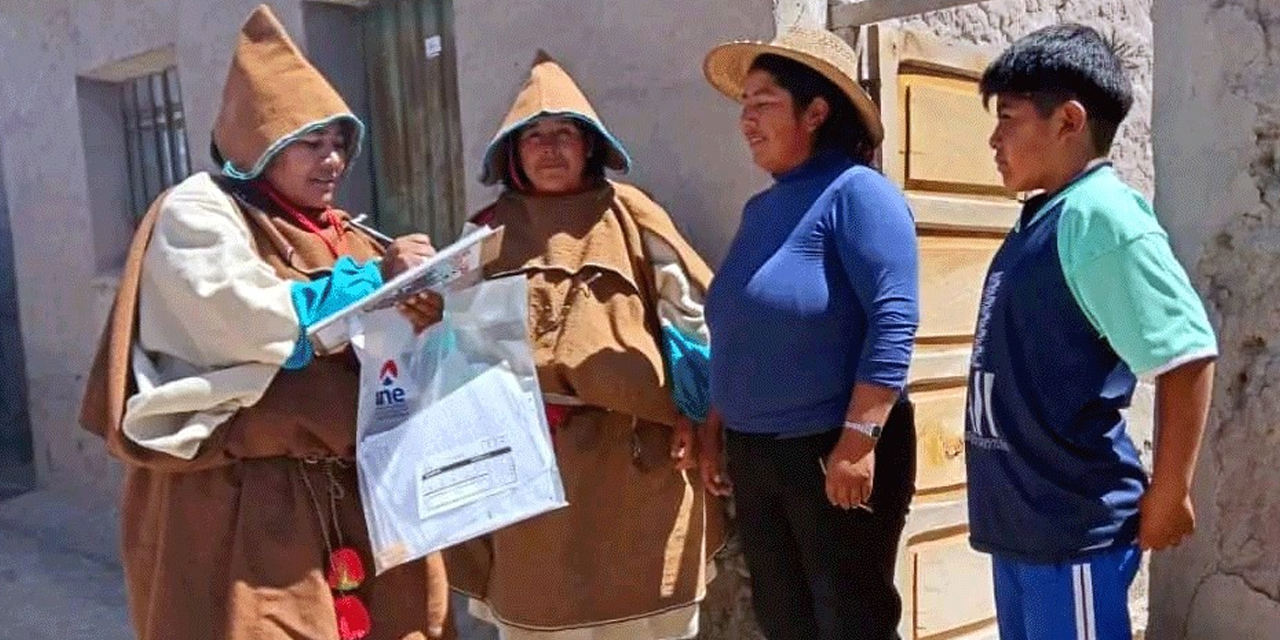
[670,416,698,470]
[824,430,876,510]
[1138,482,1195,551]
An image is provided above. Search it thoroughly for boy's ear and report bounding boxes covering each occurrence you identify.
[1059,100,1090,140]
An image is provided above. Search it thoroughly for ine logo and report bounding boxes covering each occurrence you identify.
[380,360,399,386]
[376,359,407,407]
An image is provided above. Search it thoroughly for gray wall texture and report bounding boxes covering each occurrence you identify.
[1148,0,1280,637]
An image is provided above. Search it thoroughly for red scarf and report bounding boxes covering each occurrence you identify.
[257,181,348,258]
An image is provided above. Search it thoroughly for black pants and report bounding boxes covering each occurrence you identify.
[726,400,917,640]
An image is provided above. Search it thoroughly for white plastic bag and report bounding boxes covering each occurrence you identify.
[350,276,567,575]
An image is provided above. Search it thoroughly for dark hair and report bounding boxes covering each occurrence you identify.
[501,118,607,192]
[748,53,874,164]
[209,140,254,194]
[979,23,1133,154]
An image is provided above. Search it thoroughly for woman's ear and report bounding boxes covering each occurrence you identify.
[803,96,831,133]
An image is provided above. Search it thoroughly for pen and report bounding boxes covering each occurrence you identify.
[818,457,875,513]
[350,213,394,247]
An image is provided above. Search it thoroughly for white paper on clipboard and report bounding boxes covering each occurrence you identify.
[307,225,505,353]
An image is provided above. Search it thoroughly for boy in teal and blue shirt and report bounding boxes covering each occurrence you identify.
[966,24,1217,640]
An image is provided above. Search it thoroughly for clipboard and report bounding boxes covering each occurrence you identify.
[307,225,505,352]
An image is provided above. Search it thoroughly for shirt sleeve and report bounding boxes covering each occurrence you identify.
[127,174,303,459]
[644,230,711,422]
[831,170,921,391]
[283,256,385,369]
[1058,195,1218,377]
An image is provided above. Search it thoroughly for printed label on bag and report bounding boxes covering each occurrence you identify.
[416,434,518,519]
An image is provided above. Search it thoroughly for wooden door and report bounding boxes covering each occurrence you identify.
[362,0,467,242]
[864,27,1017,640]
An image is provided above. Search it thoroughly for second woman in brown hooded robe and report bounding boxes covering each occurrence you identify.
[444,52,724,640]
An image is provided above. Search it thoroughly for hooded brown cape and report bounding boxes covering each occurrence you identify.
[446,52,724,634]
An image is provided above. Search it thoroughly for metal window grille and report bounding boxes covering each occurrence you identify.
[122,67,191,216]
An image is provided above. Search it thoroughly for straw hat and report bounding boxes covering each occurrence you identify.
[703,28,883,148]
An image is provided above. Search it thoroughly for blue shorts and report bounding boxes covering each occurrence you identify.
[993,545,1142,640]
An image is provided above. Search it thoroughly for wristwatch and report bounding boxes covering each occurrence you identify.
[843,420,882,440]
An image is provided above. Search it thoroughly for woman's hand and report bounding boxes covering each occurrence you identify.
[698,409,733,497]
[424,551,450,639]
[670,415,699,471]
[824,430,876,511]
[397,291,443,334]
[382,234,442,333]
[381,233,435,280]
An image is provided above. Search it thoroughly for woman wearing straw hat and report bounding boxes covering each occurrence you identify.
[700,28,920,639]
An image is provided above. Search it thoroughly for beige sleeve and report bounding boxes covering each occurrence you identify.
[122,173,300,459]
[643,230,708,346]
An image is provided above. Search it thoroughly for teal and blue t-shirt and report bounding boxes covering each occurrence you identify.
[966,162,1217,562]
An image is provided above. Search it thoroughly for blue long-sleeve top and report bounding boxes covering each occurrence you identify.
[706,149,920,436]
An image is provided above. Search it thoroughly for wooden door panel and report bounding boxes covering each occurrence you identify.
[917,234,1002,340]
[869,26,1011,640]
[903,75,1004,192]
[910,533,998,639]
[909,343,970,384]
[909,192,1018,234]
[911,385,968,496]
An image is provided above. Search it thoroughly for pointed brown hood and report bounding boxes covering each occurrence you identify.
[480,50,631,185]
[213,4,363,179]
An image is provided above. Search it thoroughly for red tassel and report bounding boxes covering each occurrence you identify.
[327,547,366,592]
[545,404,571,431]
[334,594,373,640]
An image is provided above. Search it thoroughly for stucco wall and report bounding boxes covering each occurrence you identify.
[0,0,338,492]
[1148,0,1280,637]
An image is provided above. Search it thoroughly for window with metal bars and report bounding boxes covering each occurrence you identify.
[121,67,192,217]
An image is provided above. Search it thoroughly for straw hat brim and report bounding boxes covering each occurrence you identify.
[703,40,884,148]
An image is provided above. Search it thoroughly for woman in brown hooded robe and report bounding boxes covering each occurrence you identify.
[444,52,725,640]
[79,6,450,639]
